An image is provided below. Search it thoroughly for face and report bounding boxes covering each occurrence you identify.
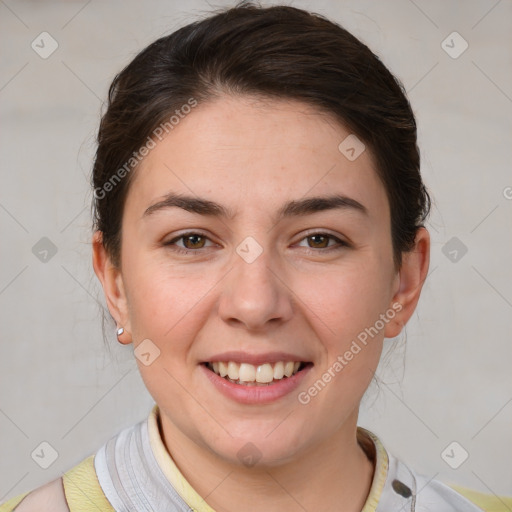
[103,95,408,466]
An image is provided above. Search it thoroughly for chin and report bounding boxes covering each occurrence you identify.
[200,422,311,469]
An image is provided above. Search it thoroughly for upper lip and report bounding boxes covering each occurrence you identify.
[202,351,312,366]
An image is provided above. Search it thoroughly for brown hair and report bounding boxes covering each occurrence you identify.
[92,2,430,269]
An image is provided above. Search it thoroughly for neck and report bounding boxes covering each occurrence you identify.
[159,410,375,512]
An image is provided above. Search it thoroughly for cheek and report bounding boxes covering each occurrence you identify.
[291,256,391,404]
[123,259,213,406]
[294,257,393,342]
[127,267,206,339]
[122,245,228,363]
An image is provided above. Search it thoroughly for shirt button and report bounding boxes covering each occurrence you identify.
[392,479,412,498]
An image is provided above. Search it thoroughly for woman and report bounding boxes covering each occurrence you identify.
[2,3,509,511]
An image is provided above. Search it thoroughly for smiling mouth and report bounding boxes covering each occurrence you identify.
[204,361,311,386]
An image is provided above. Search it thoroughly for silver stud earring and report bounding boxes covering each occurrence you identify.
[116,327,124,337]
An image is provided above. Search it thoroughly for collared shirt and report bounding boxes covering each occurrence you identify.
[2,404,510,511]
[92,404,488,511]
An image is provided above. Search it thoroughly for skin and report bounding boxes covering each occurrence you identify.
[93,95,430,512]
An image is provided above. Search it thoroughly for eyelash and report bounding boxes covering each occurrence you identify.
[163,231,349,256]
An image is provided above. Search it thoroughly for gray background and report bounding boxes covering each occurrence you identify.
[1,0,511,503]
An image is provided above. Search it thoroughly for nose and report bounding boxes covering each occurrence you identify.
[218,244,294,332]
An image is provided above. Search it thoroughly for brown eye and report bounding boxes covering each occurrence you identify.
[307,234,330,249]
[182,234,206,249]
[296,232,349,254]
[164,232,214,255]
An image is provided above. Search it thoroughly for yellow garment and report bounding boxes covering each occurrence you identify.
[1,405,510,511]
[62,454,115,511]
[0,454,115,512]
[0,492,28,511]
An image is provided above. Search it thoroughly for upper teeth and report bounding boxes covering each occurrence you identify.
[209,361,301,383]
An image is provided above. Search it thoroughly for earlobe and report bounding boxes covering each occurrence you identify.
[92,231,132,344]
[384,228,430,339]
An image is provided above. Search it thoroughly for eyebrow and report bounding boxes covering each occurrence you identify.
[142,192,368,220]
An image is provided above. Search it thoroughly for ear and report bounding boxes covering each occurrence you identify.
[384,227,430,338]
[92,231,132,344]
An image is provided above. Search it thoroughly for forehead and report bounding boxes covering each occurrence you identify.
[125,95,389,222]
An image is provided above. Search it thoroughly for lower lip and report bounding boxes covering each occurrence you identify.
[200,364,312,405]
